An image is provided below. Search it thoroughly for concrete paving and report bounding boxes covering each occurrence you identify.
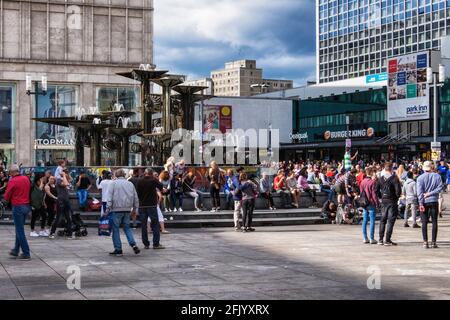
[1,206,450,300]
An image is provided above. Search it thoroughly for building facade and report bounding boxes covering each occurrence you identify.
[183,78,214,95]
[209,60,293,97]
[317,0,450,83]
[0,0,153,167]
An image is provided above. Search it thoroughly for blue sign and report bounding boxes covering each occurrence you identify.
[417,53,428,69]
[397,72,407,85]
[366,73,388,83]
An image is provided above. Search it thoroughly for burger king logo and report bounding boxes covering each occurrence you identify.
[367,127,374,138]
[324,131,331,140]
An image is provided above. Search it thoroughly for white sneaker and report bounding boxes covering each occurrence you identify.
[30,231,40,237]
[210,209,216,212]
[196,208,202,212]
[179,208,183,212]
[173,208,178,212]
[39,230,49,237]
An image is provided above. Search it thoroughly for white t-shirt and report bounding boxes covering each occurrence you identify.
[98,179,113,202]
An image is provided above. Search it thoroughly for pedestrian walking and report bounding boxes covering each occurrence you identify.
[376,162,402,246]
[98,171,113,216]
[136,168,165,250]
[232,173,243,231]
[105,169,141,256]
[360,167,379,244]
[30,175,48,237]
[402,171,420,228]
[239,173,258,232]
[44,175,58,233]
[417,161,444,249]
[49,169,74,239]
[4,164,32,260]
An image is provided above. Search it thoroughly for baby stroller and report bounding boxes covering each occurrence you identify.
[57,211,88,237]
[336,195,363,225]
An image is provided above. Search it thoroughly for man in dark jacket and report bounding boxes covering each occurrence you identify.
[136,168,165,249]
[376,162,402,246]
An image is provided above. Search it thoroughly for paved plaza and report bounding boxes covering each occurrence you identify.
[1,210,450,300]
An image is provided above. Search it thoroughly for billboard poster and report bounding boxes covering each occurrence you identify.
[35,86,77,146]
[202,105,232,134]
[387,51,430,122]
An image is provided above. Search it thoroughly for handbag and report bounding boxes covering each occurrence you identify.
[356,187,369,208]
[98,213,112,236]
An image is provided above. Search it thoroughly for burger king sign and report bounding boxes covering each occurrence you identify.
[324,128,375,140]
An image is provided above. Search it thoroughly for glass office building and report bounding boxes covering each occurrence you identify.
[317,0,450,83]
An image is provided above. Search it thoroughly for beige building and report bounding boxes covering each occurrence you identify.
[0,0,153,167]
[183,78,214,95]
[209,60,293,97]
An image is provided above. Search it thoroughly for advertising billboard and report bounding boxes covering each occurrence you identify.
[35,86,77,146]
[202,105,232,134]
[387,51,430,122]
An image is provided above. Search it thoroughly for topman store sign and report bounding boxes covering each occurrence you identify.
[35,139,75,146]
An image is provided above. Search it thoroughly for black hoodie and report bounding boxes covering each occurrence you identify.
[376,172,402,204]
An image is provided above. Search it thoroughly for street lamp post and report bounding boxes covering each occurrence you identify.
[427,65,446,144]
[26,75,48,115]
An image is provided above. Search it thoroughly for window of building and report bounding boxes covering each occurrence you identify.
[96,87,139,113]
[34,85,79,165]
[0,84,15,145]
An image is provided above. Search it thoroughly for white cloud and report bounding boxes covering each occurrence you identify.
[153,0,316,86]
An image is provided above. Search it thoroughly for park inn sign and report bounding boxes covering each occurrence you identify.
[324,128,375,140]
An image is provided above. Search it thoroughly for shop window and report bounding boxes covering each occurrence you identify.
[35,85,78,144]
[96,86,139,113]
[34,85,78,166]
[0,84,14,144]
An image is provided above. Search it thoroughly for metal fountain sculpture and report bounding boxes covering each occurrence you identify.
[32,65,211,166]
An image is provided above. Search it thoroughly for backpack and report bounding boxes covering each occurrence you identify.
[379,176,398,200]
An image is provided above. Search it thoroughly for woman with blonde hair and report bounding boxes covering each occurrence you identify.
[207,161,225,212]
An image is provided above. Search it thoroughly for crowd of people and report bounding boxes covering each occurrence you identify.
[1,152,449,260]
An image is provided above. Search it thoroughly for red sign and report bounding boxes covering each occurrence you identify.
[388,59,397,74]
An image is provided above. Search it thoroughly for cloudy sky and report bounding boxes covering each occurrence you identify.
[154,0,316,87]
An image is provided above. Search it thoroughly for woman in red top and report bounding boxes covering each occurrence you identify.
[274,169,291,208]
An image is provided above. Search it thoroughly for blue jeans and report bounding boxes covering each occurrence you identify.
[111,212,137,251]
[139,207,160,247]
[321,187,333,201]
[362,206,376,241]
[12,205,31,257]
[77,189,88,208]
